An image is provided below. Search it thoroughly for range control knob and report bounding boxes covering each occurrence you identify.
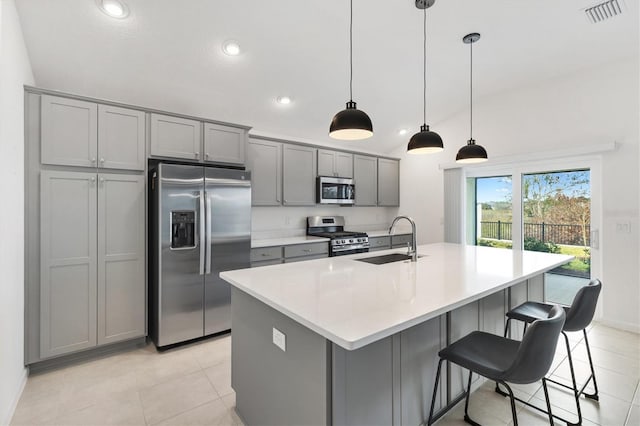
[349,239,354,243]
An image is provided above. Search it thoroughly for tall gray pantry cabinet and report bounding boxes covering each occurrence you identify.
[25,91,146,364]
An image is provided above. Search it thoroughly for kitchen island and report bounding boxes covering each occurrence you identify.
[220,243,572,426]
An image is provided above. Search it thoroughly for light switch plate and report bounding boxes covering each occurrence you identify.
[272,327,286,352]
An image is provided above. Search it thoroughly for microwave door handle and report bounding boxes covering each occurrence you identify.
[205,192,212,274]
[199,189,205,275]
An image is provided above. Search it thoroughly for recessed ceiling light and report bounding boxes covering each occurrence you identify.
[98,0,129,18]
[276,96,292,105]
[398,129,409,136]
[222,40,241,56]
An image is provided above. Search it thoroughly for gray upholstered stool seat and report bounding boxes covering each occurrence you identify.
[502,279,602,426]
[428,305,566,426]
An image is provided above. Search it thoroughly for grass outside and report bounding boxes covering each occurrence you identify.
[477,239,590,274]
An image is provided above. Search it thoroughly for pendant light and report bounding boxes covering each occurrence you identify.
[329,0,373,140]
[456,33,488,163]
[407,0,443,154]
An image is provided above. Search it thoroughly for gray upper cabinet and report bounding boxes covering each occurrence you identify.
[247,138,282,206]
[150,113,201,161]
[283,144,317,206]
[41,95,145,171]
[41,95,98,168]
[97,173,146,345]
[317,149,353,178]
[353,154,378,206]
[377,158,400,207]
[97,105,146,171]
[203,122,246,165]
[40,170,98,358]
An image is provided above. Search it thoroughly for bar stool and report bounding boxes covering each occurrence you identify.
[500,279,602,425]
[427,305,566,426]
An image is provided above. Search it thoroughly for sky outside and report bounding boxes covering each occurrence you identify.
[476,171,590,203]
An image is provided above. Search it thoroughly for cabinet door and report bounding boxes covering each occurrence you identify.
[317,149,336,176]
[283,144,317,206]
[353,155,377,206]
[335,152,353,178]
[40,171,97,358]
[247,139,282,206]
[97,173,146,345]
[377,158,399,206]
[41,95,97,168]
[203,123,246,165]
[150,113,201,160]
[98,105,146,171]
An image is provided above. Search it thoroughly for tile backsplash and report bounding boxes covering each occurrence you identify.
[251,206,405,240]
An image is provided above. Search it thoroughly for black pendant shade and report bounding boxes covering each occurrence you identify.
[407,124,443,154]
[407,1,442,154]
[456,32,487,164]
[329,101,373,140]
[456,139,487,163]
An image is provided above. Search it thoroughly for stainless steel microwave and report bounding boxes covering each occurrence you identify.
[317,176,355,204]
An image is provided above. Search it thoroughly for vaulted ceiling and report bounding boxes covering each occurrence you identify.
[15,0,639,153]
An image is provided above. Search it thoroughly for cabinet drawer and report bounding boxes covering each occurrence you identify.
[251,246,282,262]
[284,242,328,259]
[283,254,328,263]
[369,236,391,251]
[391,234,412,248]
[251,259,283,268]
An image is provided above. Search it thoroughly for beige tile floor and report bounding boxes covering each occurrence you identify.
[10,322,640,426]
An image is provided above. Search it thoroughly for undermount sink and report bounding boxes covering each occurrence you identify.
[355,253,424,265]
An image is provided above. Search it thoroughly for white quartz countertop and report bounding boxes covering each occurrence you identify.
[367,230,411,238]
[221,243,573,350]
[251,235,330,248]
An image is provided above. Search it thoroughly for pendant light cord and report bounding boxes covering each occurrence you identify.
[349,0,353,102]
[423,7,427,125]
[469,38,473,140]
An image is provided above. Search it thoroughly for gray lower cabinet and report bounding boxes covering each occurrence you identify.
[369,236,391,251]
[150,113,201,161]
[41,95,146,171]
[247,138,282,206]
[251,243,329,266]
[378,158,400,206]
[40,171,98,358]
[203,122,246,165]
[40,170,145,359]
[283,144,317,206]
[97,173,146,345]
[353,155,377,206]
[251,246,283,267]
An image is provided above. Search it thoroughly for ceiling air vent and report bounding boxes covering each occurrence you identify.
[584,0,624,23]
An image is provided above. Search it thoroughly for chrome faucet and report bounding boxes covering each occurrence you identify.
[389,216,418,262]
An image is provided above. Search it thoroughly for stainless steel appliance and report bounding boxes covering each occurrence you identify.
[306,216,369,256]
[316,176,355,204]
[149,163,251,347]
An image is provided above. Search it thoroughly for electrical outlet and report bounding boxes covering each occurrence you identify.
[616,222,631,234]
[284,216,291,226]
[272,327,286,352]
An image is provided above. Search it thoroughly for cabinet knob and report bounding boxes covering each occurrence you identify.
[195,152,199,158]
[303,249,311,253]
[100,158,105,163]
[90,177,96,183]
[100,177,105,183]
[91,157,96,164]
[205,153,210,159]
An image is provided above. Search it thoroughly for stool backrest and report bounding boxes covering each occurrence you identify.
[565,278,602,332]
[503,305,566,384]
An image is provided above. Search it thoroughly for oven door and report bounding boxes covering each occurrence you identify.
[317,176,355,204]
[331,246,369,256]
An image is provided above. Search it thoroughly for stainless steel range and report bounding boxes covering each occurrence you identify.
[307,216,369,256]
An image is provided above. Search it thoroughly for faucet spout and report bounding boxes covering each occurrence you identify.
[389,215,418,262]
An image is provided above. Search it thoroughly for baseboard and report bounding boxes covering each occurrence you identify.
[1,366,28,426]
[597,318,640,334]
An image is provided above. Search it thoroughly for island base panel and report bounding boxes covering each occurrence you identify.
[231,288,330,426]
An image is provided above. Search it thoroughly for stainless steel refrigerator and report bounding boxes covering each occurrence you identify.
[149,163,251,347]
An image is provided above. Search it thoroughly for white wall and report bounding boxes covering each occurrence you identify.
[252,206,401,240]
[392,58,640,332]
[0,0,35,423]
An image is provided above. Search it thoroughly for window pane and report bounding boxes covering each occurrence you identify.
[475,176,512,250]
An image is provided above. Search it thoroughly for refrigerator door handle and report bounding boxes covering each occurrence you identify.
[205,191,212,274]
[199,189,205,275]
